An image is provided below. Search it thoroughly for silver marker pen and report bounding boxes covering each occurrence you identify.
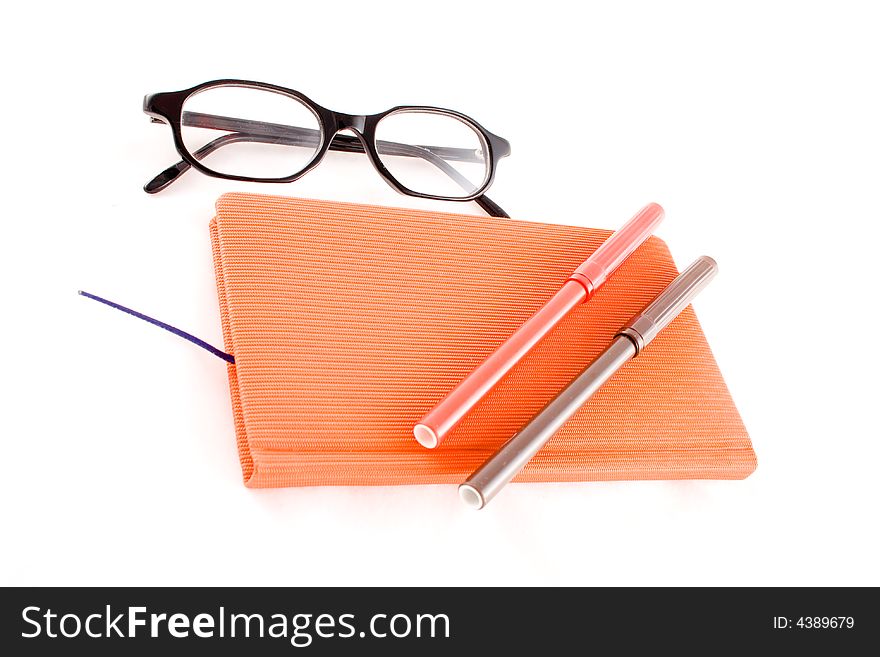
[459,256,719,510]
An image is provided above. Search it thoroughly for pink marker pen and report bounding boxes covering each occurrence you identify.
[413,203,664,449]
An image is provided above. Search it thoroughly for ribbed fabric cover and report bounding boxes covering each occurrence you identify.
[210,193,756,488]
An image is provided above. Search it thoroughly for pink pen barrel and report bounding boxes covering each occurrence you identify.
[413,202,664,449]
[413,280,587,448]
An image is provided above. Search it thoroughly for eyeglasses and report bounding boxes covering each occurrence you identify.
[143,79,512,216]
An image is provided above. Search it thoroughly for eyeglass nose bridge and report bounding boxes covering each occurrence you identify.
[333,112,368,135]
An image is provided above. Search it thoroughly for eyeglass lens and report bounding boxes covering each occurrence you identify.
[374,110,489,198]
[180,85,323,179]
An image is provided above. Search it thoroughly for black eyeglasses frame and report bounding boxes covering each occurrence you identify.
[143,79,511,216]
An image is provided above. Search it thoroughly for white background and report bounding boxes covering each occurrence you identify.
[1,1,878,586]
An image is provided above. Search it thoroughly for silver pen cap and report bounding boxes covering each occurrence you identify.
[616,256,718,353]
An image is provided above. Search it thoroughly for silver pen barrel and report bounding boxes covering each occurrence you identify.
[459,256,719,509]
[459,336,636,509]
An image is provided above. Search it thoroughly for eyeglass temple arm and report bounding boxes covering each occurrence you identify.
[145,113,508,217]
[146,128,482,199]
[184,112,486,163]
[144,125,473,192]
[474,195,509,218]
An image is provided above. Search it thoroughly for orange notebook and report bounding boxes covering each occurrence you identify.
[210,193,756,488]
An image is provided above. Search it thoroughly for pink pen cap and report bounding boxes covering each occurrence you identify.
[569,202,665,295]
[413,202,664,449]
